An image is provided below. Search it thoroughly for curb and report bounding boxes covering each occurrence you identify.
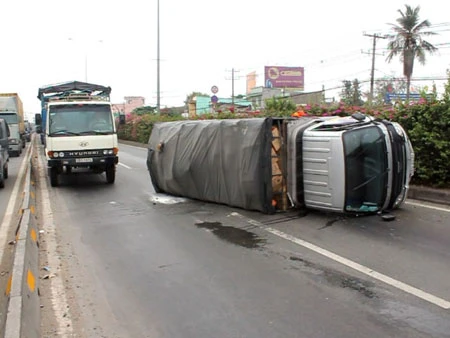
[408,185,450,206]
[4,140,40,338]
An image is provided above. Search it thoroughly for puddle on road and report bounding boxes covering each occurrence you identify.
[195,221,266,249]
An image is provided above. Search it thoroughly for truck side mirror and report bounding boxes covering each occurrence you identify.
[119,114,126,125]
[35,114,42,126]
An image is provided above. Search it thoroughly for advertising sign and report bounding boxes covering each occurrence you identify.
[264,66,304,90]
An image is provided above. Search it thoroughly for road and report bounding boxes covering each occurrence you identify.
[36,141,450,338]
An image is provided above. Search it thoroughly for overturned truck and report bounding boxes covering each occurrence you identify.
[146,114,414,214]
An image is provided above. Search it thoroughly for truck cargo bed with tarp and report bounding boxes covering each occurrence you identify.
[147,118,279,213]
[37,81,111,101]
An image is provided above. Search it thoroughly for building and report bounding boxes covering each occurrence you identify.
[112,96,145,117]
[246,86,325,109]
[188,95,253,118]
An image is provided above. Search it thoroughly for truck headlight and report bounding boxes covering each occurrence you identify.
[8,138,19,145]
[103,149,114,155]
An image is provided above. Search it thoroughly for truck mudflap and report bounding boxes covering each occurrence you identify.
[48,155,118,168]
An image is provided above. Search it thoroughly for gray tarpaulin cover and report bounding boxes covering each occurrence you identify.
[147,118,274,213]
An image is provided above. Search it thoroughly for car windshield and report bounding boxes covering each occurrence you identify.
[343,126,388,212]
[48,104,114,135]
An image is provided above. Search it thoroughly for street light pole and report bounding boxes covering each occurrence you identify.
[68,38,102,83]
[85,53,88,82]
[157,0,161,114]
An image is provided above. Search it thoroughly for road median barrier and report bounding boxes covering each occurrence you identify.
[4,142,40,338]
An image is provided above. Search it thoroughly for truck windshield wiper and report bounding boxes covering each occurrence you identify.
[352,169,389,192]
[49,130,80,136]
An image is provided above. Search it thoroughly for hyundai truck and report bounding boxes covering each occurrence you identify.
[35,81,124,187]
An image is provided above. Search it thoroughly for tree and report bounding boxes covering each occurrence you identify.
[386,5,438,100]
[351,79,364,106]
[340,80,353,105]
[264,96,296,116]
[184,91,209,106]
[444,69,450,103]
[340,79,364,105]
[133,106,157,115]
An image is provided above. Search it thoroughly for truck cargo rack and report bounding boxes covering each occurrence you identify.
[48,93,110,102]
[271,119,289,211]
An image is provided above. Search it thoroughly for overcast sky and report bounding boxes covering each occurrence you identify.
[1,0,449,119]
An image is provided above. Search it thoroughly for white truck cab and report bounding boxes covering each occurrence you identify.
[44,96,119,186]
[287,114,414,213]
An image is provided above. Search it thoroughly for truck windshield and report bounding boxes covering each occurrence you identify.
[49,104,114,135]
[0,114,18,124]
[343,126,388,212]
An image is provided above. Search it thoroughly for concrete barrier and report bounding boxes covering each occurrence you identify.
[4,141,40,338]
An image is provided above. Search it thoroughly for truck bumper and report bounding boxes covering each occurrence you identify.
[48,156,119,168]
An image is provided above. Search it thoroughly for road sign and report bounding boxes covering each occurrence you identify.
[211,85,219,94]
[211,95,218,103]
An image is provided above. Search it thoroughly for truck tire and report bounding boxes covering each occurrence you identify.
[105,165,115,184]
[50,167,59,187]
[3,163,8,179]
[0,171,4,189]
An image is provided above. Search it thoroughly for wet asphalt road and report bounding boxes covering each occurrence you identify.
[41,143,450,338]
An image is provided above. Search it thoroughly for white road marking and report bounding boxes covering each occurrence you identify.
[118,163,132,169]
[231,212,450,309]
[37,144,74,336]
[405,200,450,213]
[0,145,30,266]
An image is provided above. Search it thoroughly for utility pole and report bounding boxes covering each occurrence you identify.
[225,68,240,110]
[363,32,387,103]
[156,0,161,114]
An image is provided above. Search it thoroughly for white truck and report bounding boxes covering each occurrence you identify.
[0,93,25,157]
[147,114,415,214]
[35,81,125,187]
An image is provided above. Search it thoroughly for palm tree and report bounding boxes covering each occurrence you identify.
[386,5,438,100]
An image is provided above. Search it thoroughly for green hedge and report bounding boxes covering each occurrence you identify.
[391,100,450,188]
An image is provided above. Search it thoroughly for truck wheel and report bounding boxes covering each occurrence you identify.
[0,172,4,189]
[3,163,8,179]
[105,165,115,184]
[50,167,59,187]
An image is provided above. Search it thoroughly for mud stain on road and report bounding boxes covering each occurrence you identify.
[195,221,266,249]
[289,255,376,299]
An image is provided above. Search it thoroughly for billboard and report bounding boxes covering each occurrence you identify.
[264,66,304,90]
